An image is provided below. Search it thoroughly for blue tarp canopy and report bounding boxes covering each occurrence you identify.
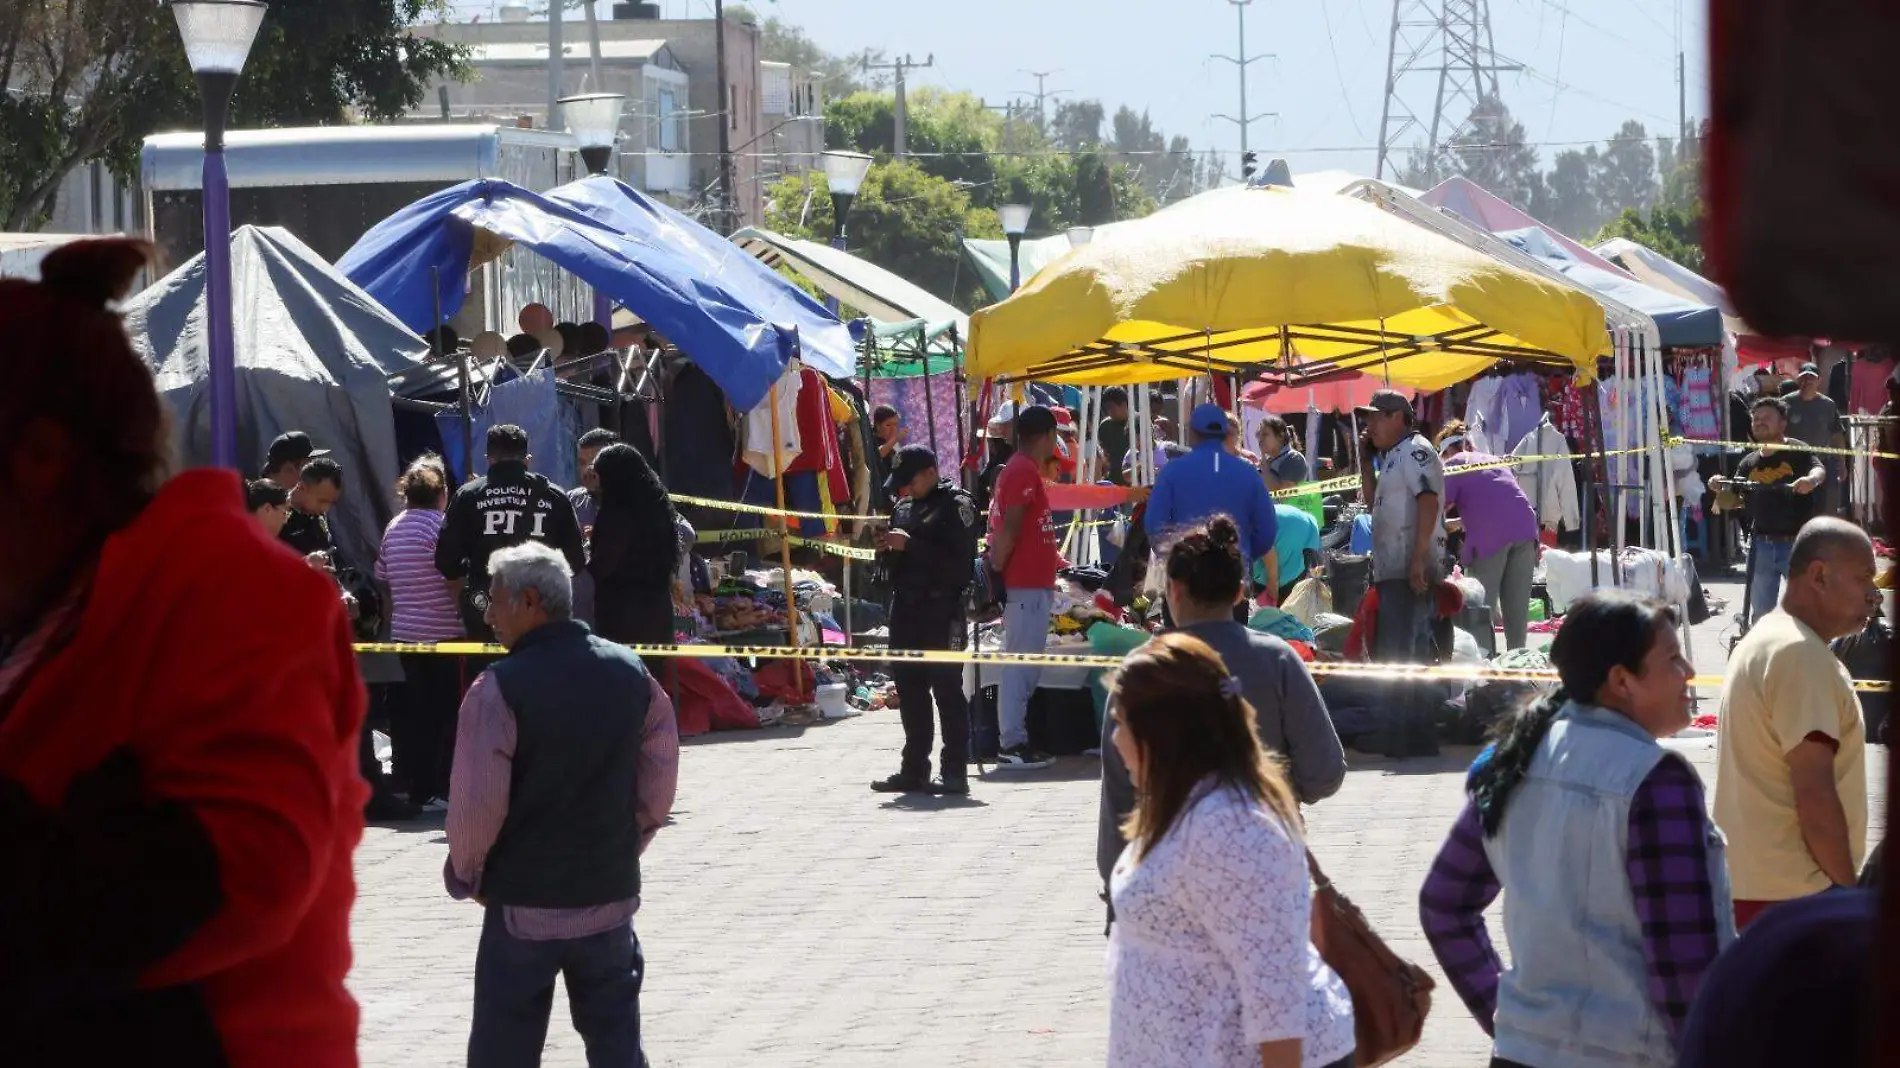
[337,177,858,411]
[1497,227,1725,348]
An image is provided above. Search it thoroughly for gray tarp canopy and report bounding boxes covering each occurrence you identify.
[125,225,428,570]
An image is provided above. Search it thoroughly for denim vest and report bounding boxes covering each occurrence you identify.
[1483,701,1736,1068]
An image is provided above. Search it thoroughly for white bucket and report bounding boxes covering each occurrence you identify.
[816,682,852,719]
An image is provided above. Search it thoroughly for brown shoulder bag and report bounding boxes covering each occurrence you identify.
[1306,849,1435,1067]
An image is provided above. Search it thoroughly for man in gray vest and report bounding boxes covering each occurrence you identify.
[445,542,679,1067]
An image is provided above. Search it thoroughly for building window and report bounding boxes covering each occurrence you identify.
[658,87,680,152]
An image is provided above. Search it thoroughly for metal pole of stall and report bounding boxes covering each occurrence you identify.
[951,326,968,493]
[440,266,475,481]
[920,329,939,454]
[767,378,800,673]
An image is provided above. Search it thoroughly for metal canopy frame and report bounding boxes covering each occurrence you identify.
[1339,176,1683,572]
[1004,319,1578,386]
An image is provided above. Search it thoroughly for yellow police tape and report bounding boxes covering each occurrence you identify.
[694,526,879,561]
[352,639,1890,693]
[1266,444,1657,501]
[668,438,1858,527]
[668,492,889,524]
[1669,436,1900,462]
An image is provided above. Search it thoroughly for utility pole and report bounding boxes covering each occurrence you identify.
[1018,69,1069,136]
[582,0,604,93]
[864,54,935,157]
[1210,0,1275,174]
[547,0,564,123]
[714,0,734,233]
[979,98,1021,158]
[1677,51,1689,153]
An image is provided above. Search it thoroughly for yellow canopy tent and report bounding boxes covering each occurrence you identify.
[966,186,1610,390]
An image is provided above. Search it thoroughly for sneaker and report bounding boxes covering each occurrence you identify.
[365,792,422,822]
[993,744,1054,771]
[930,777,971,796]
[870,772,932,794]
[420,797,451,814]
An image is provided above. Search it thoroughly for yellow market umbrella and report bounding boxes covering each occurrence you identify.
[966,186,1609,390]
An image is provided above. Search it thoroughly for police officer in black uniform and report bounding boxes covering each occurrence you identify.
[871,445,981,796]
[435,424,587,639]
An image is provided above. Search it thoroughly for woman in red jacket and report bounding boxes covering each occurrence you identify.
[0,239,365,1066]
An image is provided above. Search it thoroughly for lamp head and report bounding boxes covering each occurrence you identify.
[1066,226,1094,248]
[172,0,268,75]
[999,203,1033,237]
[558,92,626,174]
[820,150,874,198]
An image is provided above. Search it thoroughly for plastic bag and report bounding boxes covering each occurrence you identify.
[1282,574,1332,627]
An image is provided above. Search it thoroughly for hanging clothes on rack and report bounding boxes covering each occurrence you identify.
[1511,413,1581,533]
[1678,354,1721,442]
[785,363,849,506]
[741,360,804,477]
[663,360,738,502]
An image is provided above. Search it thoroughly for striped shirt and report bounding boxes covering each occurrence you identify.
[374,509,463,642]
[1420,758,1724,1043]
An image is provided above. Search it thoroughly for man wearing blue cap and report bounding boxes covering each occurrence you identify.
[1143,402,1280,616]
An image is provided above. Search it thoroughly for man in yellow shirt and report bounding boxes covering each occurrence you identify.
[1715,517,1879,929]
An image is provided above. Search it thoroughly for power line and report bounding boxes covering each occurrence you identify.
[1316,0,1366,140]
[1531,0,1675,67]
[720,131,1712,162]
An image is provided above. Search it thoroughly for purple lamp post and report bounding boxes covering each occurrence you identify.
[172,0,268,469]
[558,92,627,331]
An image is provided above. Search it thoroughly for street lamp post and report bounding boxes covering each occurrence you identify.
[560,92,627,332]
[821,150,874,251]
[172,0,268,470]
[819,150,873,315]
[1000,203,1032,292]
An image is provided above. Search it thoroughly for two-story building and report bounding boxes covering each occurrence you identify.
[414,5,824,229]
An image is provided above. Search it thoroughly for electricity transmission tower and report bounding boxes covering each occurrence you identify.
[1374,0,1519,182]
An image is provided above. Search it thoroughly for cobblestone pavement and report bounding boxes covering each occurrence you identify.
[351,580,1889,1066]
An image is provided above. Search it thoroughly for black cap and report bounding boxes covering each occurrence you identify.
[262,431,327,475]
[1016,403,1058,438]
[1354,389,1413,418]
[1797,362,1820,379]
[885,444,940,493]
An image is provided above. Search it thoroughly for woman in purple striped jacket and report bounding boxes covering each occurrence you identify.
[1418,591,1735,1068]
[375,456,466,811]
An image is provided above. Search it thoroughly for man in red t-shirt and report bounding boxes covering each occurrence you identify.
[986,404,1063,770]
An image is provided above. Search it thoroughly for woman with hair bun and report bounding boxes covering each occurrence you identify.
[0,239,366,1065]
[1105,632,1356,1068]
[1098,514,1345,890]
[1419,591,1732,1067]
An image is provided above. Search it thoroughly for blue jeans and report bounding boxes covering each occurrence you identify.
[1749,537,1794,623]
[1000,587,1054,749]
[470,908,647,1068]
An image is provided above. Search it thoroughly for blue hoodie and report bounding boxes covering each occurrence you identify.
[1142,437,1279,568]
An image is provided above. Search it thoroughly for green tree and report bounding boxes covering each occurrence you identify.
[1593,204,1703,273]
[0,0,465,230]
[1446,96,1544,210]
[1543,147,1603,237]
[1048,99,1104,150]
[1591,120,1659,218]
[764,160,999,308]
[824,88,998,190]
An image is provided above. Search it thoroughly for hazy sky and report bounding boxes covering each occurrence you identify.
[456,0,1708,181]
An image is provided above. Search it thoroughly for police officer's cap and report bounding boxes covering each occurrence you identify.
[885,444,940,493]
